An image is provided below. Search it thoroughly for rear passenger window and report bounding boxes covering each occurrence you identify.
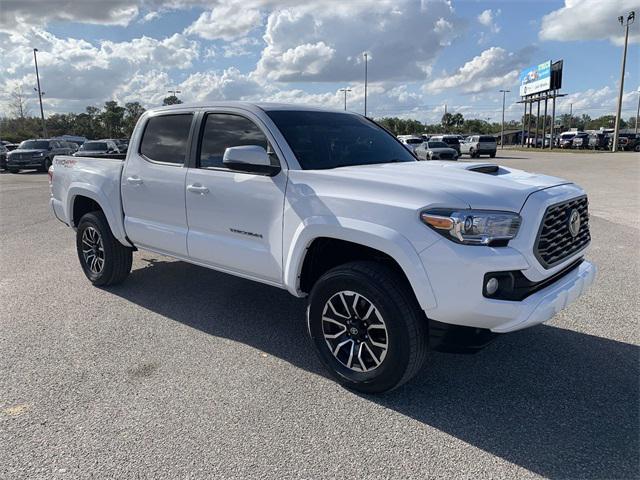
[479,136,495,142]
[140,114,193,164]
[199,114,268,169]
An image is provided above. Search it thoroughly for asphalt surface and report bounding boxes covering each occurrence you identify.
[1,151,638,479]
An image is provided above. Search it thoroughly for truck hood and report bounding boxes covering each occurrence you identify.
[9,149,47,155]
[299,161,571,212]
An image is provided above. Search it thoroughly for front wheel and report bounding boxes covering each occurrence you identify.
[76,211,132,286]
[307,261,428,393]
[38,157,51,173]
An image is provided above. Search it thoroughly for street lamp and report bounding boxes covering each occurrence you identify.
[339,88,352,111]
[635,89,640,135]
[33,48,47,138]
[499,89,510,149]
[612,10,635,152]
[363,52,368,117]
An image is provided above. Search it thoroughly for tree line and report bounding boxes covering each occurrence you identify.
[1,85,635,142]
[377,112,635,137]
[0,87,182,142]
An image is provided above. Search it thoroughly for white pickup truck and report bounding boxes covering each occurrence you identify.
[50,102,596,393]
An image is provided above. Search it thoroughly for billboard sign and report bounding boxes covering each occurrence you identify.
[519,60,551,96]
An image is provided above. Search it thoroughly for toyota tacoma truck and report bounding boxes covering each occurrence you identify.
[49,102,596,393]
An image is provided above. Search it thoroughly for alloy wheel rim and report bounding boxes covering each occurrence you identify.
[321,290,388,372]
[81,226,105,274]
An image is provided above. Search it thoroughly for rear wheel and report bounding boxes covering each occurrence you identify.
[38,157,51,173]
[307,261,428,393]
[76,211,132,286]
[469,148,476,158]
[8,168,19,174]
[490,152,496,158]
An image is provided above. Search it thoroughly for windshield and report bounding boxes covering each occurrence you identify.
[265,111,416,169]
[405,138,423,144]
[442,137,460,145]
[19,140,49,150]
[81,142,108,151]
[427,141,448,148]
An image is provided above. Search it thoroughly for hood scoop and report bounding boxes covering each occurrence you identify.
[468,164,500,175]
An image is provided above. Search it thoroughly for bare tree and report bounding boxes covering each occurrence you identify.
[8,86,31,120]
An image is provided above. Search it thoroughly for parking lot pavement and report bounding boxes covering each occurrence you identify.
[1,153,638,479]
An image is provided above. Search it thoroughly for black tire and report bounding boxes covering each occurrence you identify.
[469,148,477,158]
[76,211,132,286]
[307,261,428,393]
[8,168,19,174]
[490,152,496,158]
[38,157,52,173]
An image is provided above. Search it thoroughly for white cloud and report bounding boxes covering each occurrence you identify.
[184,2,263,41]
[139,11,161,23]
[178,68,265,102]
[0,0,139,30]
[424,47,533,94]
[0,28,199,111]
[477,9,501,33]
[254,0,460,82]
[539,0,640,45]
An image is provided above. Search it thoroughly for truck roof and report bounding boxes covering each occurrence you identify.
[148,101,353,115]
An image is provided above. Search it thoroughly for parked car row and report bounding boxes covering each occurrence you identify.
[556,131,640,151]
[398,133,497,160]
[1,137,129,173]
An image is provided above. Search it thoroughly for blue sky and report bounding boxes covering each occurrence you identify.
[1,0,638,123]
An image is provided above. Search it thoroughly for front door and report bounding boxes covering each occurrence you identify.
[122,112,195,256]
[185,111,287,284]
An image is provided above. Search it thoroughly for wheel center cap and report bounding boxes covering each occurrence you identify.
[349,327,359,336]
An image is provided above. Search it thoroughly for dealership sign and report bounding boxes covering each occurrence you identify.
[519,60,551,96]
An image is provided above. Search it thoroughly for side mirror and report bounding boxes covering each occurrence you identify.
[223,145,280,176]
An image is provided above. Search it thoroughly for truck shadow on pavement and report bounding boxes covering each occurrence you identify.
[108,257,638,479]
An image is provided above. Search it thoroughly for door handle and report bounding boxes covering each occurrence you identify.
[126,176,143,186]
[187,184,209,195]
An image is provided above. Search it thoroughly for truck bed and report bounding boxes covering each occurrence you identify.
[50,155,129,245]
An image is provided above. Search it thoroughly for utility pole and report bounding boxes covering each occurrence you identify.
[635,90,640,134]
[499,89,510,149]
[33,48,47,138]
[363,52,368,117]
[613,11,635,152]
[339,88,351,111]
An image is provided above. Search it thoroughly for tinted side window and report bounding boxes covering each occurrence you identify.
[199,114,268,169]
[479,136,495,142]
[140,114,193,164]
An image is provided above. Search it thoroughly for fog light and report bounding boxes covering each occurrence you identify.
[485,277,499,296]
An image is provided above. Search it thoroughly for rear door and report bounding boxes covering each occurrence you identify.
[121,111,195,256]
[184,109,287,284]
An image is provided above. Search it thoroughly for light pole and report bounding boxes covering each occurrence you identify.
[339,88,352,111]
[612,11,635,152]
[499,89,510,149]
[363,52,368,117]
[635,90,640,135]
[33,48,47,138]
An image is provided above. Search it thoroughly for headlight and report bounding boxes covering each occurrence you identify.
[420,209,521,246]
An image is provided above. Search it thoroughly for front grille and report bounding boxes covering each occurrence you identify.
[534,196,590,269]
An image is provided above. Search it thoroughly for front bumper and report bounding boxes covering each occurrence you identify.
[419,237,596,333]
[7,158,45,168]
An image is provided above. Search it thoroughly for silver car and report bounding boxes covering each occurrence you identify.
[414,141,459,161]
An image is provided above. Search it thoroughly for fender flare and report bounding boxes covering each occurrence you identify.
[66,183,132,247]
[284,216,437,311]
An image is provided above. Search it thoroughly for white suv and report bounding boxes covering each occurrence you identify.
[461,135,497,158]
